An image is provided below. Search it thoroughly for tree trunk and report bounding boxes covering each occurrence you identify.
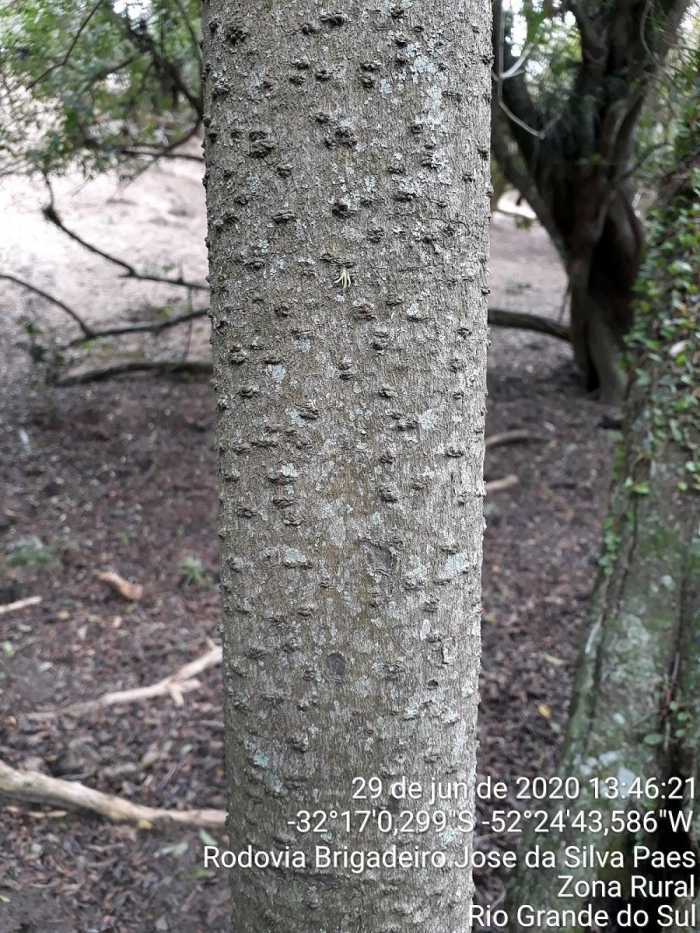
[492,0,690,404]
[506,153,700,932]
[201,2,491,930]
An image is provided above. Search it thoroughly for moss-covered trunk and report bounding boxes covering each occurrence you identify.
[506,150,700,932]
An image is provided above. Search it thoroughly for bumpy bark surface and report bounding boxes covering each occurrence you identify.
[507,156,700,932]
[202,2,491,930]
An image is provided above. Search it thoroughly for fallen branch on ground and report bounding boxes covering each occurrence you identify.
[485,429,546,448]
[485,474,519,493]
[3,265,571,381]
[2,274,208,346]
[53,359,213,386]
[488,307,570,342]
[0,596,42,616]
[29,643,222,720]
[0,758,225,829]
[97,570,144,601]
[52,332,564,385]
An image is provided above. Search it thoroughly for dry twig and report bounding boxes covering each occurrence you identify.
[29,644,222,720]
[485,474,520,493]
[488,307,570,342]
[42,199,207,292]
[0,758,225,829]
[97,570,143,601]
[0,596,42,616]
[485,429,546,448]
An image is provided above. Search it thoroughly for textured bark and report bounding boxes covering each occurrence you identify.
[202,2,491,931]
[492,0,690,404]
[507,156,700,933]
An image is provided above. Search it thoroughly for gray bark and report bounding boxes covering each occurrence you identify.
[202,2,491,930]
[506,156,700,933]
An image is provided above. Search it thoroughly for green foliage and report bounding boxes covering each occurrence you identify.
[6,534,57,567]
[117,527,139,546]
[635,8,700,204]
[625,46,700,493]
[597,56,700,590]
[22,318,47,363]
[598,515,621,577]
[501,1,581,111]
[0,0,202,177]
[177,553,208,588]
[629,165,700,490]
[1,639,16,658]
[668,699,693,740]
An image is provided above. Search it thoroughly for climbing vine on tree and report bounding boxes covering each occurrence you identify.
[507,58,700,931]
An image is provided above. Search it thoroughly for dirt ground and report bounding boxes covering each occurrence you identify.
[0,158,615,931]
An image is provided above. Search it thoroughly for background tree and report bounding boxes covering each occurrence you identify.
[507,71,700,930]
[3,3,696,399]
[492,0,692,403]
[201,0,491,928]
[0,0,202,178]
[4,0,666,389]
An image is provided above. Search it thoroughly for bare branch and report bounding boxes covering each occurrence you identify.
[488,307,571,342]
[53,359,213,386]
[66,308,209,347]
[29,644,222,719]
[119,147,204,164]
[490,118,569,265]
[0,597,42,616]
[492,0,545,156]
[485,474,520,494]
[0,757,225,829]
[42,197,207,292]
[0,273,94,337]
[116,122,203,181]
[485,430,547,448]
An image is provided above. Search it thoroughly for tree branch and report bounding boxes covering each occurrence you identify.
[115,122,203,180]
[492,0,546,160]
[27,0,106,91]
[485,429,546,448]
[0,597,42,616]
[66,308,209,347]
[172,0,202,69]
[488,307,571,342]
[491,117,569,265]
[564,0,607,71]
[42,198,207,292]
[53,359,213,386]
[0,274,94,337]
[0,757,225,829]
[109,7,203,119]
[485,474,520,493]
[29,644,222,720]
[119,147,204,164]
